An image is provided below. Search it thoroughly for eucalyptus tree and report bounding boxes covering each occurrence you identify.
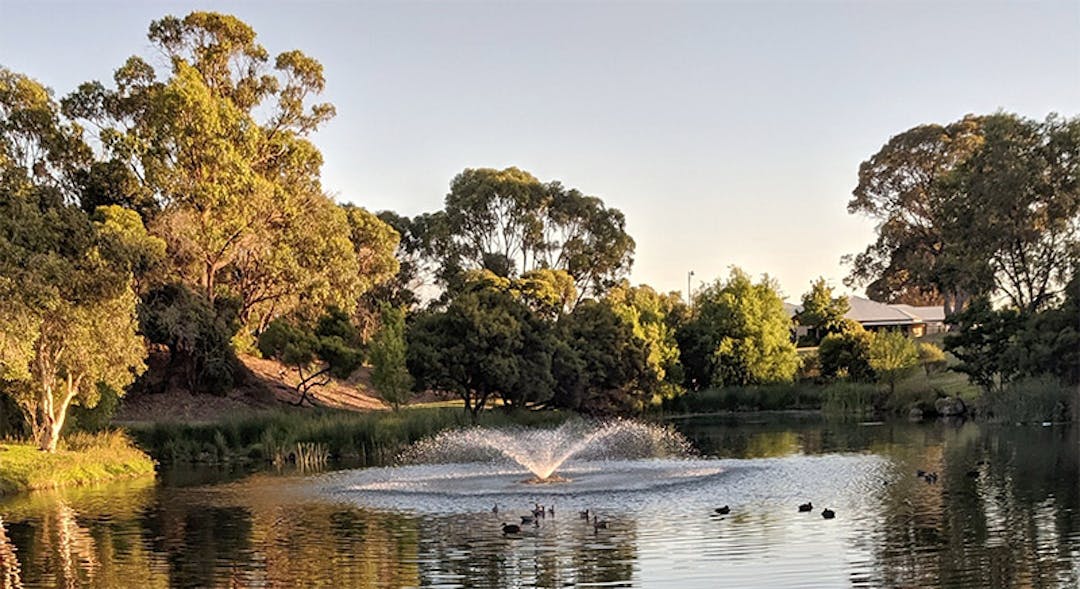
[846,113,1079,315]
[436,167,635,299]
[0,69,156,451]
[62,12,397,337]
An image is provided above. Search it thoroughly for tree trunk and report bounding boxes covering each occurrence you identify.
[37,376,78,453]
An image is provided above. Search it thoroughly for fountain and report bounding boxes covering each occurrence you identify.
[317,419,729,511]
[398,419,694,482]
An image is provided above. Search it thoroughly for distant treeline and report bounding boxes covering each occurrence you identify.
[2,12,1078,452]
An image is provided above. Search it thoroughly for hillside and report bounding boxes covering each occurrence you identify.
[114,354,387,423]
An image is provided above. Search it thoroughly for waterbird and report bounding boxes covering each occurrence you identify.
[916,469,926,478]
[520,514,535,524]
[822,508,836,519]
[593,515,608,530]
[502,523,521,534]
[492,503,499,514]
[798,502,813,512]
[715,506,731,515]
[965,469,980,478]
[579,509,590,520]
[547,505,555,517]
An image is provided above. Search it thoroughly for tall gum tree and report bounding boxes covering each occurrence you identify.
[62,12,397,338]
[1,69,155,451]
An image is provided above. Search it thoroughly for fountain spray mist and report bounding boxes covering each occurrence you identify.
[398,419,694,481]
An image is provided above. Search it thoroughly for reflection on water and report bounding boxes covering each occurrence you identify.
[0,418,1077,588]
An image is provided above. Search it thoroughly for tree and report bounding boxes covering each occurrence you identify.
[369,305,413,410]
[435,167,635,298]
[944,297,1023,393]
[604,282,685,401]
[257,307,363,406]
[846,113,1080,316]
[677,268,799,389]
[62,13,375,341]
[845,116,990,316]
[554,300,651,414]
[945,113,1080,313]
[796,278,850,344]
[0,69,149,452]
[917,342,947,376]
[868,331,919,395]
[407,287,554,417]
[818,324,875,381]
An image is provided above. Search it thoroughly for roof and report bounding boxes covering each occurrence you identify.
[845,296,922,326]
[783,302,803,318]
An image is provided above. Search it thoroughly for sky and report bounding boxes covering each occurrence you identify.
[2,0,1077,302]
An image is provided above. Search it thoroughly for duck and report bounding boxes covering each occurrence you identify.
[502,523,521,534]
[798,502,813,512]
[715,506,731,515]
[916,469,926,478]
[492,503,499,514]
[579,509,590,520]
[821,508,836,519]
[592,515,608,530]
[547,504,555,517]
[520,514,535,524]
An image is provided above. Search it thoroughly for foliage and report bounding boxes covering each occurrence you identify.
[258,307,364,406]
[604,282,686,400]
[818,325,875,381]
[431,167,635,298]
[917,342,947,376]
[61,12,390,342]
[0,70,148,451]
[128,406,569,465]
[139,283,240,394]
[667,383,822,414]
[677,268,799,389]
[868,331,919,394]
[0,431,154,494]
[978,376,1074,423]
[554,300,652,414]
[820,381,880,417]
[796,277,850,344]
[407,287,554,416]
[846,113,1079,316]
[369,305,413,410]
[944,297,1023,392]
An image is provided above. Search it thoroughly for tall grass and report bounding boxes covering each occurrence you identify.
[820,382,880,417]
[978,377,1076,423]
[665,383,823,414]
[127,407,570,466]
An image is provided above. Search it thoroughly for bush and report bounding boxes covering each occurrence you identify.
[819,328,874,381]
[918,342,947,375]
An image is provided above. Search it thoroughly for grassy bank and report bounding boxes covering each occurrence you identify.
[127,406,571,466]
[0,431,155,495]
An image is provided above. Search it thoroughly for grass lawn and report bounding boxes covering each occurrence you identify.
[0,432,155,495]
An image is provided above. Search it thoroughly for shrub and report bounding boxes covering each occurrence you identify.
[819,328,874,381]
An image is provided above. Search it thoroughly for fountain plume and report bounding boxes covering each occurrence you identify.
[398,419,693,481]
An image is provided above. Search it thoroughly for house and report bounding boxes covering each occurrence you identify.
[845,296,946,337]
[784,297,947,339]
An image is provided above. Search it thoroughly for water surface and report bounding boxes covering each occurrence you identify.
[1,416,1077,588]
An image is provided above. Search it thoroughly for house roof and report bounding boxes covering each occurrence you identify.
[845,296,922,326]
[783,302,803,318]
[899,304,946,323]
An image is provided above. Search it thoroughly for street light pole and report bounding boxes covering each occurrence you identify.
[687,270,695,307]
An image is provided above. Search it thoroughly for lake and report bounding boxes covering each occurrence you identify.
[1,416,1078,588]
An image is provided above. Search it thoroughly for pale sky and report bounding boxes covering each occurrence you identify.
[2,0,1077,301]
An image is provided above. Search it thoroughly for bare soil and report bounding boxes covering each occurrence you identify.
[115,354,387,423]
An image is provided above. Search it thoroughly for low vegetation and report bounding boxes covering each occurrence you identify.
[128,406,570,466]
[0,431,154,495]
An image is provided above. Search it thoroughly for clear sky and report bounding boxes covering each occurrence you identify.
[2,0,1077,301]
